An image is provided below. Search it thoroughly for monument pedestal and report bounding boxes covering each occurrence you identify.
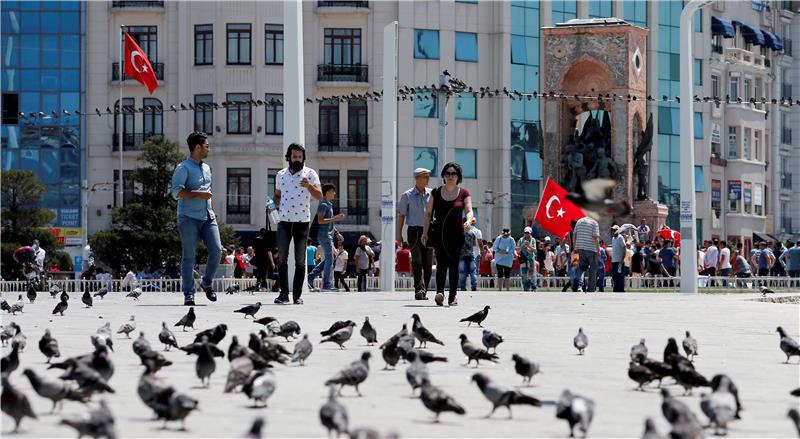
[632,199,669,238]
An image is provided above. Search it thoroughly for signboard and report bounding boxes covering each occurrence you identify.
[754,183,763,206]
[752,0,764,11]
[680,201,693,224]
[74,256,82,272]
[728,181,741,200]
[744,182,752,205]
[711,180,721,203]
[59,208,80,227]
[49,227,82,238]
[710,123,721,144]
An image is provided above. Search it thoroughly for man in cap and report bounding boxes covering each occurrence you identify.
[493,228,516,291]
[397,168,434,300]
[610,224,626,292]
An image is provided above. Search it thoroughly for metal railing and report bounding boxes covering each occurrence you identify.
[317,64,368,82]
[112,62,165,81]
[318,133,368,152]
[0,277,256,295]
[112,133,162,151]
[112,0,164,7]
[318,1,368,7]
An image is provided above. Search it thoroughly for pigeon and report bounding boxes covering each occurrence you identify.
[573,328,588,355]
[116,315,136,338]
[126,287,142,300]
[555,389,595,438]
[195,338,217,387]
[152,386,199,430]
[789,409,800,437]
[22,368,86,413]
[81,291,93,308]
[471,372,541,419]
[760,285,775,297]
[669,355,710,395]
[0,299,9,313]
[321,321,357,349]
[59,363,115,396]
[641,418,664,439]
[460,305,490,327]
[52,295,69,316]
[1,344,20,377]
[325,351,371,396]
[246,417,264,438]
[243,284,260,295]
[9,296,24,315]
[60,291,70,302]
[565,178,631,218]
[137,349,173,373]
[419,378,466,422]
[10,325,26,352]
[59,399,116,439]
[1,376,37,433]
[95,324,114,352]
[39,329,61,363]
[50,343,115,382]
[93,287,109,299]
[175,307,196,331]
[777,326,800,363]
[711,374,743,420]
[411,314,445,348]
[224,356,254,393]
[225,284,240,295]
[660,388,703,433]
[414,349,448,364]
[663,337,680,363]
[234,302,262,319]
[628,361,658,391]
[26,284,37,303]
[379,339,401,370]
[253,316,278,326]
[291,334,313,366]
[792,387,800,397]
[360,317,377,345]
[132,332,152,357]
[630,338,648,363]
[137,364,170,411]
[405,351,429,395]
[321,320,355,337]
[0,323,18,346]
[395,334,417,359]
[459,334,499,367]
[194,324,228,345]
[179,339,225,357]
[228,336,249,361]
[50,284,62,298]
[700,375,738,436]
[242,370,276,407]
[320,385,349,438]
[159,322,179,351]
[481,330,504,354]
[682,331,698,361]
[273,320,301,341]
[511,353,541,385]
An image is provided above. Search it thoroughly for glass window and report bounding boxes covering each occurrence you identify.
[511,35,527,64]
[266,168,281,201]
[414,29,440,59]
[347,99,367,142]
[413,91,437,118]
[319,98,339,137]
[60,69,79,91]
[754,130,761,161]
[324,28,361,65]
[455,32,478,62]
[194,94,213,135]
[727,126,738,159]
[624,0,648,27]
[551,0,577,25]
[226,168,251,224]
[114,98,135,149]
[265,93,283,135]
[693,59,702,85]
[711,74,719,99]
[20,11,41,34]
[113,169,135,207]
[694,9,702,32]
[142,98,163,140]
[20,35,40,68]
[455,92,476,120]
[455,148,476,178]
[413,147,438,174]
[194,24,213,65]
[729,75,739,101]
[743,78,751,103]
[694,112,703,139]
[694,166,705,192]
[346,170,368,219]
[319,170,341,211]
[60,35,79,68]
[265,24,284,65]
[742,127,750,160]
[226,23,251,65]
[226,92,251,134]
[588,0,612,18]
[123,26,157,63]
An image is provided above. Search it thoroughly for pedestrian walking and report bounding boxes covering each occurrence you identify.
[333,241,350,291]
[307,184,345,292]
[493,229,516,291]
[596,242,608,292]
[354,236,374,292]
[573,216,600,292]
[396,242,413,278]
[750,241,774,277]
[458,222,480,292]
[610,225,626,292]
[517,227,537,292]
[170,132,221,306]
[397,168,434,300]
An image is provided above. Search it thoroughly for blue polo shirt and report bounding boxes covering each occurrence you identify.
[316,200,334,241]
[171,157,214,221]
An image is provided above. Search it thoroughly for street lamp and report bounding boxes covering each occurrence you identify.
[679,0,715,293]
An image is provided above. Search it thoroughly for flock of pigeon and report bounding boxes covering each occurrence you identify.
[0,284,799,438]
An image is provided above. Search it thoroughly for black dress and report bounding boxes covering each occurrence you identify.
[429,187,470,301]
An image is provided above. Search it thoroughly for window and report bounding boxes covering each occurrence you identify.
[413,147,438,173]
[624,0,647,27]
[588,0,612,18]
[123,26,157,62]
[551,0,577,25]
[324,28,361,65]
[693,59,702,85]
[695,166,705,192]
[694,9,702,32]
[414,29,440,59]
[728,181,740,213]
[743,128,750,160]
[455,148,476,178]
[743,182,752,215]
[264,24,283,65]
[743,77,752,103]
[142,98,163,140]
[347,170,368,223]
[348,99,367,145]
[711,179,721,219]
[226,23,251,65]
[266,168,281,201]
[754,78,763,109]
[226,168,251,224]
[455,93,476,120]
[265,93,283,134]
[194,24,213,65]
[694,112,703,139]
[727,126,738,159]
[226,93,251,134]
[319,170,340,212]
[113,98,135,139]
[729,74,739,101]
[413,92,438,118]
[711,74,720,99]
[113,169,134,207]
[194,94,213,135]
[455,32,478,62]
[319,98,339,136]
[754,130,761,161]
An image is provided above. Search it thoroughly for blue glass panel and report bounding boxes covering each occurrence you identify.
[19,91,39,114]
[524,152,542,180]
[511,64,525,88]
[41,2,59,10]
[61,69,79,91]
[2,10,19,34]
[695,166,705,192]
[19,149,38,172]
[694,112,703,139]
[39,149,59,183]
[1,150,18,170]
[525,65,539,90]
[413,92,437,118]
[2,71,19,93]
[20,1,40,10]
[20,69,39,90]
[525,36,538,66]
[20,11,40,33]
[413,147,437,173]
[20,35,40,68]
[693,59,702,85]
[455,93,476,120]
[455,148,476,178]
[61,1,80,11]
[40,70,60,91]
[1,126,20,149]
[61,12,79,33]
[455,32,478,62]
[414,29,439,59]
[671,107,680,135]
[512,99,524,121]
[41,11,60,33]
[2,34,19,66]
[511,35,526,64]
[60,35,79,68]
[524,7,539,36]
[41,93,58,116]
[694,10,702,32]
[511,6,525,35]
[41,35,59,67]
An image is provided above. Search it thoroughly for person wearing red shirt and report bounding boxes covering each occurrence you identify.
[479,241,494,277]
[396,241,412,276]
[233,247,246,279]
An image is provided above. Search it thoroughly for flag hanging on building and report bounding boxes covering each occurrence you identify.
[123,32,158,94]
[533,178,586,238]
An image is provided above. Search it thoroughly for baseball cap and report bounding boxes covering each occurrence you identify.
[413,167,431,177]
[544,236,551,242]
[611,225,620,231]
[502,228,510,233]
[523,227,532,234]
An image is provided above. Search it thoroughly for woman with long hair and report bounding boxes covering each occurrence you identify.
[421,162,474,306]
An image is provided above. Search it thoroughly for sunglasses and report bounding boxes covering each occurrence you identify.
[444,172,458,177]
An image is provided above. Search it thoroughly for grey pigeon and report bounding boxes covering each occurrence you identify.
[414,349,448,364]
[225,284,240,295]
[52,295,69,316]
[396,334,417,359]
[378,324,409,369]
[60,291,70,302]
[195,338,217,387]
[566,178,631,219]
[159,322,178,351]
[81,291,93,308]
[174,307,196,331]
[50,284,62,298]
[481,330,504,354]
[555,389,595,438]
[39,329,61,363]
[59,399,117,439]
[224,356,254,393]
[700,375,738,436]
[573,328,588,355]
[760,285,775,297]
[234,302,262,319]
[242,370,276,407]
[193,324,228,345]
[325,351,371,396]
[460,305,490,327]
[459,334,499,367]
[26,284,36,303]
[0,300,10,313]
[320,321,356,349]
[682,331,698,361]
[1,344,20,377]
[243,284,260,294]
[419,378,466,422]
[321,320,355,337]
[10,325,26,353]
[22,368,86,413]
[93,287,108,299]
[411,313,444,348]
[789,409,800,437]
[152,386,199,430]
[137,349,173,373]
[511,353,540,385]
[95,323,114,352]
[9,297,24,315]
[1,376,37,432]
[641,357,672,387]
[274,320,301,341]
[404,351,429,395]
[669,355,710,395]
[660,388,703,436]
[246,416,264,439]
[137,364,169,411]
[116,315,136,338]
[641,417,664,439]
[132,332,152,357]
[777,326,800,363]
[60,363,115,396]
[630,338,648,363]
[126,287,142,300]
[291,334,313,366]
[711,374,743,419]
[320,384,349,437]
[0,323,18,346]
[471,372,541,419]
[628,361,658,391]
[228,336,247,361]
[360,317,377,345]
[51,343,115,382]
[791,387,800,397]
[253,316,278,326]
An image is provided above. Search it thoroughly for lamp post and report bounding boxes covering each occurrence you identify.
[380,22,398,293]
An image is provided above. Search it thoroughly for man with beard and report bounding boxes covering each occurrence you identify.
[271,143,322,304]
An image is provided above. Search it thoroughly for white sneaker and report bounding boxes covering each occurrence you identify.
[577,287,584,293]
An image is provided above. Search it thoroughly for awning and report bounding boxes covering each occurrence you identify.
[762,30,784,51]
[739,24,766,46]
[711,16,735,38]
[752,232,770,243]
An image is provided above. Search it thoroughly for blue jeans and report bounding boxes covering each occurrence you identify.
[521,261,538,291]
[576,249,598,292]
[458,255,477,290]
[308,238,333,289]
[611,262,625,292]
[177,214,222,298]
[596,265,606,292]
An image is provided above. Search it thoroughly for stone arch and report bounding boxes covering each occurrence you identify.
[558,55,616,96]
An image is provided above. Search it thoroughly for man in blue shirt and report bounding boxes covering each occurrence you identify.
[493,228,516,291]
[307,184,345,292]
[170,132,221,306]
[397,168,433,300]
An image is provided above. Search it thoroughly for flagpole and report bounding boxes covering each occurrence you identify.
[118,26,124,208]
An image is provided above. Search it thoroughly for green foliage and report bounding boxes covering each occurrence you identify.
[1,169,56,230]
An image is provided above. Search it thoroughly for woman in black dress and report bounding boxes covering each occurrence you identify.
[421,162,474,306]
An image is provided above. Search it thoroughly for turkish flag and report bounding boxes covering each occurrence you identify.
[534,178,586,238]
[123,33,158,94]
[658,227,681,245]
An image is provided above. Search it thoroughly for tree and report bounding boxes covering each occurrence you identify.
[1,170,56,231]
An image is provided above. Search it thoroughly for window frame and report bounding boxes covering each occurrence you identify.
[226,23,252,65]
[226,167,252,224]
[264,24,284,65]
[194,94,214,135]
[226,92,252,134]
[414,29,440,60]
[323,28,362,65]
[264,93,284,135]
[194,24,213,66]
[142,97,163,141]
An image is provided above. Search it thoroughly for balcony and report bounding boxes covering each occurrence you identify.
[112,133,161,151]
[318,1,368,7]
[711,44,723,54]
[112,62,165,81]
[781,173,793,190]
[335,207,369,225]
[318,133,369,152]
[781,0,797,12]
[317,64,368,83]
[111,1,164,8]
[783,128,793,145]
[724,48,766,68]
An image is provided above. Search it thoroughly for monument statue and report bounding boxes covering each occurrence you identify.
[560,111,616,192]
[633,113,654,201]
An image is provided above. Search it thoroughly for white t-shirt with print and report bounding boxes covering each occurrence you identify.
[719,247,732,269]
[276,166,320,223]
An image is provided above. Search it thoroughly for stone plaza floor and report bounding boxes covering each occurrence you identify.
[1,288,798,437]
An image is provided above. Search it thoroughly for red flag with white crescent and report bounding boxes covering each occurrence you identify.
[658,227,681,245]
[124,33,158,94]
[534,178,586,238]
